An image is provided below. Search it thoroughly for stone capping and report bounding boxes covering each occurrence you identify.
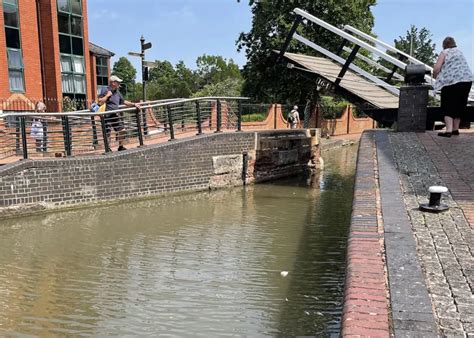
[341,131,391,337]
[376,131,437,336]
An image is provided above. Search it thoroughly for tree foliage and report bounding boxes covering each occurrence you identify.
[236,0,377,103]
[111,54,243,101]
[394,25,437,65]
[196,55,242,87]
[147,60,193,99]
[145,55,242,99]
[112,57,137,98]
[193,78,243,98]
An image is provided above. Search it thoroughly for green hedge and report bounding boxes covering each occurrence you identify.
[320,96,349,119]
[242,113,267,122]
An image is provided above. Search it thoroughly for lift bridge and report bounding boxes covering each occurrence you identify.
[276,8,474,125]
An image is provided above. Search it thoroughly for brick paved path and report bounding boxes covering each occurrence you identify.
[418,131,474,228]
[390,131,474,336]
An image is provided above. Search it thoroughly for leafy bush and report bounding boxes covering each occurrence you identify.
[352,106,368,118]
[242,113,267,122]
[319,96,349,119]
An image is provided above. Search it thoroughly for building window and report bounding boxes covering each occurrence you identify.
[57,0,85,101]
[96,56,109,94]
[3,0,25,92]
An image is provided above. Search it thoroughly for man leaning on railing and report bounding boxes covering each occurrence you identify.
[98,75,141,151]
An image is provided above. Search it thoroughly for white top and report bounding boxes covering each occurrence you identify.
[434,48,473,91]
[30,120,43,139]
[428,186,448,193]
[288,110,300,125]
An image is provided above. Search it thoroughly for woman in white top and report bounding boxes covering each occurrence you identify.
[31,102,46,152]
[433,37,473,137]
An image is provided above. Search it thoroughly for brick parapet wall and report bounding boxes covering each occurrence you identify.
[308,106,375,136]
[0,130,319,216]
[341,130,391,337]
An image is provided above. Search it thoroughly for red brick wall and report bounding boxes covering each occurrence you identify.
[311,106,375,136]
[0,0,94,110]
[0,1,43,100]
[38,0,62,110]
[89,54,97,98]
[0,2,10,98]
[81,0,92,101]
[19,0,43,100]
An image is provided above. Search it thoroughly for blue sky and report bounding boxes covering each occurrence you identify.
[87,0,474,72]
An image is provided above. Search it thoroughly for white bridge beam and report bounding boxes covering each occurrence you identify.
[293,33,400,96]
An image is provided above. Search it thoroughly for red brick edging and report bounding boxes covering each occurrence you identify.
[341,131,390,337]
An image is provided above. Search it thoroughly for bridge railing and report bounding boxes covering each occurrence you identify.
[0,97,250,161]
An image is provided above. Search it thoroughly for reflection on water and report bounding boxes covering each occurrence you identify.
[0,146,356,336]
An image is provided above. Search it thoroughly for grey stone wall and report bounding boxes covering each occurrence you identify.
[0,130,320,216]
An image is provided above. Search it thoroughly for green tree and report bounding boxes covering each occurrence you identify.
[112,57,137,98]
[147,60,194,99]
[176,61,200,94]
[193,78,243,97]
[196,55,242,87]
[237,0,376,103]
[394,25,437,65]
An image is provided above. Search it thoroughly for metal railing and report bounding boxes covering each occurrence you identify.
[0,97,250,161]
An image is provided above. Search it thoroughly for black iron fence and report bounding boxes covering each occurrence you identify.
[0,97,250,161]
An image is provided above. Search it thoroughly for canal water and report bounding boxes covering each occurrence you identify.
[0,145,356,337]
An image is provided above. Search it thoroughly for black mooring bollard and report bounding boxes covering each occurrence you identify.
[419,186,449,213]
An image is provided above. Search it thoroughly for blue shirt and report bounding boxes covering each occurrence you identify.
[99,86,124,111]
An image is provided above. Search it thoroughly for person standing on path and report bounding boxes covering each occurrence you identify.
[287,105,301,129]
[31,102,46,152]
[433,37,473,137]
[98,75,141,151]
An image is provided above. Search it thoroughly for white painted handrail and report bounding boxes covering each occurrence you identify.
[293,33,400,96]
[342,46,405,81]
[344,25,432,70]
[294,8,408,70]
[344,24,474,100]
[291,8,447,100]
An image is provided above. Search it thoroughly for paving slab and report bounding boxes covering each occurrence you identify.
[387,130,474,337]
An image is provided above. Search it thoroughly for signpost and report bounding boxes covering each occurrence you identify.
[128,35,153,102]
[128,35,153,135]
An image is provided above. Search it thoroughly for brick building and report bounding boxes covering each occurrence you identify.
[0,0,114,111]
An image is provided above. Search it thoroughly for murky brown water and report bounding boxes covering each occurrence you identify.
[0,146,356,337]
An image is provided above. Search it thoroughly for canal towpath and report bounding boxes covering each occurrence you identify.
[342,129,474,337]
